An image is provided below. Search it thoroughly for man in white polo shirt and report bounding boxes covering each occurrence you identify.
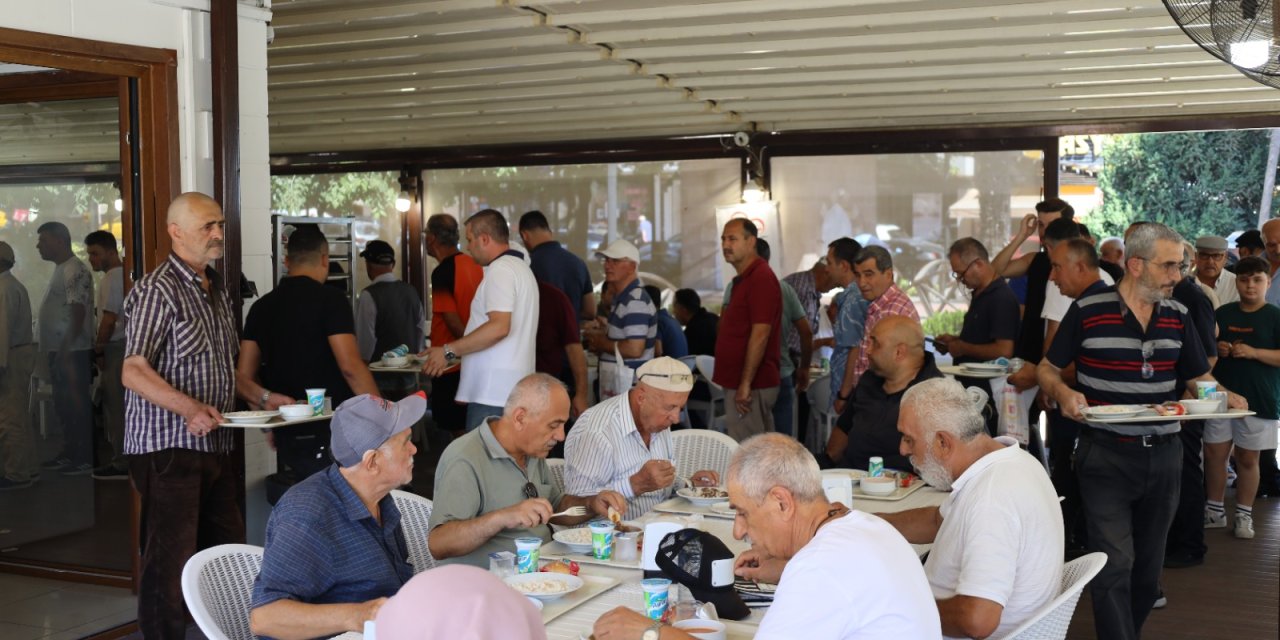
[879,377,1063,640]
[564,357,718,520]
[423,209,538,431]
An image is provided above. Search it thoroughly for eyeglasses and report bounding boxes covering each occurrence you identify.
[640,372,696,385]
[522,482,538,500]
[1138,257,1188,275]
[952,258,980,284]
[1195,251,1226,262]
[1140,342,1155,380]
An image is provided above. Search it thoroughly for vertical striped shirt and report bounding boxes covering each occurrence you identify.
[852,284,920,386]
[1046,282,1210,435]
[123,253,239,455]
[782,270,820,357]
[602,278,657,370]
[563,391,674,520]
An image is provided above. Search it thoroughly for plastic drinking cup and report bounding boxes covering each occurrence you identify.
[305,388,326,416]
[641,578,672,620]
[615,531,639,561]
[514,537,541,574]
[1195,381,1218,399]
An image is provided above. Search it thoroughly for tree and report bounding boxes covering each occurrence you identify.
[1095,129,1280,239]
[271,171,397,218]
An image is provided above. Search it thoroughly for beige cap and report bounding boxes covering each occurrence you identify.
[0,241,14,265]
[636,357,695,393]
[594,239,640,264]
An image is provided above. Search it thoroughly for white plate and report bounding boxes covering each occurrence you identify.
[1083,405,1148,420]
[961,362,1007,372]
[677,486,731,506]
[709,501,736,515]
[370,362,414,370]
[823,468,868,486]
[551,528,595,553]
[223,410,280,424]
[503,573,584,600]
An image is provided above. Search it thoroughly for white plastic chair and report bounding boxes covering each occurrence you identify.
[546,457,567,494]
[391,489,436,575]
[672,429,739,481]
[804,372,834,455]
[692,355,728,433]
[180,543,264,640]
[995,552,1108,640]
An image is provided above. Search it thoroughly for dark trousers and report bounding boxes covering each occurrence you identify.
[796,384,812,444]
[1165,420,1207,561]
[130,448,244,640]
[49,350,93,465]
[1076,431,1181,640]
[772,374,795,437]
[1048,411,1086,549]
[428,369,466,432]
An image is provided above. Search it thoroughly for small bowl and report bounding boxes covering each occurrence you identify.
[860,476,897,496]
[279,404,314,420]
[381,355,409,367]
[1179,399,1219,415]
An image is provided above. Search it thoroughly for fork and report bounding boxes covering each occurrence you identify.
[550,506,588,518]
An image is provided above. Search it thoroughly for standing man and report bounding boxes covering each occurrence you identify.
[850,245,919,389]
[1263,218,1280,306]
[1193,235,1237,308]
[583,239,657,372]
[424,213,483,435]
[519,210,595,321]
[713,218,782,441]
[534,280,589,417]
[784,259,834,442]
[1100,236,1125,274]
[85,230,128,479]
[0,242,36,490]
[237,224,379,482]
[934,237,1020,369]
[423,209,538,431]
[822,237,866,416]
[355,239,424,362]
[1234,228,1266,261]
[36,221,94,475]
[121,193,246,639]
[1037,222,1246,640]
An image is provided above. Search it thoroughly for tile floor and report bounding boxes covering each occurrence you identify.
[0,574,136,640]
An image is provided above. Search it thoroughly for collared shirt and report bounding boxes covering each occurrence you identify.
[1200,270,1238,308]
[836,352,943,471]
[1046,283,1210,435]
[428,418,565,567]
[782,270,821,357]
[39,256,93,352]
[251,466,412,613]
[563,391,674,520]
[603,278,657,370]
[0,270,33,368]
[713,257,783,389]
[123,253,239,455]
[530,240,593,319]
[829,287,869,409]
[722,279,805,378]
[954,277,1020,367]
[852,284,919,387]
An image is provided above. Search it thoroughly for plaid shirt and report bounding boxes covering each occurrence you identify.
[782,270,820,358]
[123,253,239,455]
[851,284,919,386]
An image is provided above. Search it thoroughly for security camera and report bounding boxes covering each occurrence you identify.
[733,131,751,147]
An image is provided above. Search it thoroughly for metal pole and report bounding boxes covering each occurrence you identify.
[1260,128,1280,226]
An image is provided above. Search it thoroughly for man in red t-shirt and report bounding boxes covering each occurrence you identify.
[425,214,483,436]
[713,218,782,441]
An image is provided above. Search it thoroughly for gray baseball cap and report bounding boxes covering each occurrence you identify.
[330,392,426,467]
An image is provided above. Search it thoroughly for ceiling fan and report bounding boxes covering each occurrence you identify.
[1165,0,1280,88]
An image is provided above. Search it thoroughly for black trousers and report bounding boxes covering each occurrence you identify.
[1165,420,1206,561]
[1048,411,1087,549]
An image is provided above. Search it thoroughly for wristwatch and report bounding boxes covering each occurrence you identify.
[443,344,460,364]
[641,620,663,640]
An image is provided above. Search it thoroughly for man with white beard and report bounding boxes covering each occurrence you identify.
[877,377,1063,640]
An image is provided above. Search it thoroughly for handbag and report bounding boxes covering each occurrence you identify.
[598,340,634,400]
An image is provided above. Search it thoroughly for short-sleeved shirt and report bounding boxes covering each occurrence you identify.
[1046,283,1211,435]
[603,278,657,370]
[713,257,783,389]
[39,256,94,352]
[852,284,919,386]
[563,391,674,520]
[782,270,821,358]
[124,254,239,455]
[428,418,564,567]
[1203,270,1239,307]
[683,308,719,357]
[1267,269,1280,306]
[535,281,578,378]
[429,252,483,350]
[97,265,126,343]
[1015,251,1052,363]
[251,466,413,612]
[0,271,34,369]
[926,440,1064,640]
[654,309,689,359]
[830,287,869,407]
[530,241,593,319]
[836,353,943,471]
[243,276,358,405]
[723,279,805,378]
[1213,302,1280,420]
[1042,271,1115,324]
[954,277,1020,367]
[457,253,538,407]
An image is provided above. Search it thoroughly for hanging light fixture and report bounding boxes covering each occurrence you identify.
[396,166,416,213]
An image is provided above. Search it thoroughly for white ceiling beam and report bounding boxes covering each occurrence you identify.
[268,33,571,63]
[269,91,696,124]
[269,50,611,83]
[269,121,737,153]
[270,102,728,133]
[272,0,510,27]
[269,78,661,111]
[272,15,542,48]
[268,65,638,98]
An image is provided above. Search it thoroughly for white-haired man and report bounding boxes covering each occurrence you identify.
[429,373,626,567]
[565,357,719,520]
[594,433,940,640]
[879,377,1063,640]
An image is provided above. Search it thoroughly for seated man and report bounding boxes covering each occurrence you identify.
[826,315,942,470]
[564,357,718,520]
[250,393,426,640]
[879,377,1063,639]
[594,433,940,640]
[429,373,626,567]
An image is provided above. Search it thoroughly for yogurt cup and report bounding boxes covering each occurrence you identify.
[641,578,672,620]
[514,537,541,574]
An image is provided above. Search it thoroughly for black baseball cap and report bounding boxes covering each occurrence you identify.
[655,528,750,621]
[1237,229,1265,252]
[360,240,395,265]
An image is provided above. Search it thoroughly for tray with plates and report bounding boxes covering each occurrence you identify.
[652,495,736,519]
[540,539,643,570]
[852,473,928,502]
[1085,407,1255,424]
[217,410,334,429]
[532,574,620,624]
[938,363,1007,379]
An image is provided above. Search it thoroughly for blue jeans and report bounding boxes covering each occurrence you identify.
[772,374,795,437]
[466,403,503,432]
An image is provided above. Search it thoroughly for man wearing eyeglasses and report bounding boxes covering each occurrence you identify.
[564,357,719,520]
[1193,236,1237,308]
[428,373,626,568]
[934,238,1019,381]
[1037,222,1247,640]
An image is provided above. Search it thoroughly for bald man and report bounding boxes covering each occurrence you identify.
[121,192,246,639]
[825,315,943,471]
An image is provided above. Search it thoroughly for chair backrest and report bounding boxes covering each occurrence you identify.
[995,552,1108,640]
[806,372,832,410]
[391,490,436,575]
[693,355,717,385]
[671,429,739,480]
[546,457,567,494]
[180,544,264,640]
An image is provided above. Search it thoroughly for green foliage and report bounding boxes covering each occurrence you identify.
[921,309,964,337]
[1095,130,1279,239]
[271,171,397,218]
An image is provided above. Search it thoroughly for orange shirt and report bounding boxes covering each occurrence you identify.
[430,252,483,348]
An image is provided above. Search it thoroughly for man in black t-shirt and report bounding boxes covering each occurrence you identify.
[237,225,379,482]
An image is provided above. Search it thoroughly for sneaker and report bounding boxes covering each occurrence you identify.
[91,465,129,480]
[1234,514,1255,539]
[1204,509,1228,529]
[0,477,35,491]
[1153,594,1168,609]
[40,456,71,470]
[59,462,93,477]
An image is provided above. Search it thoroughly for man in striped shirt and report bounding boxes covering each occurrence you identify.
[121,193,245,639]
[584,239,657,371]
[564,357,718,520]
[1037,223,1246,640]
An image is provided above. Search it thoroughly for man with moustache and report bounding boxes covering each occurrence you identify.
[880,377,1062,640]
[1193,235,1237,308]
[1038,222,1247,640]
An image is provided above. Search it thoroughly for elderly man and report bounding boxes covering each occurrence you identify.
[850,245,919,388]
[879,377,1063,640]
[1038,222,1246,640]
[423,209,538,430]
[249,393,425,640]
[1263,218,1280,306]
[593,434,940,640]
[429,373,626,567]
[1100,236,1125,273]
[121,193,245,639]
[825,316,942,471]
[36,220,94,475]
[935,238,1019,366]
[355,239,424,363]
[423,213,483,435]
[565,357,718,520]
[0,241,35,490]
[584,238,657,372]
[1194,235,1237,308]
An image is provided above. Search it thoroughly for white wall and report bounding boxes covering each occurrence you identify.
[0,0,276,544]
